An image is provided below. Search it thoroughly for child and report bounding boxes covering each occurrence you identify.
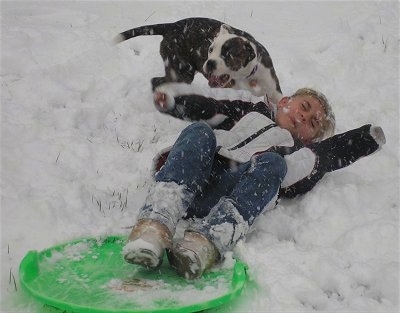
[123,87,385,279]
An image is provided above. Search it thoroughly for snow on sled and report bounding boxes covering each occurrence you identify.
[19,235,247,313]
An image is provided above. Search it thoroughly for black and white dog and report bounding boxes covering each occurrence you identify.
[114,17,283,103]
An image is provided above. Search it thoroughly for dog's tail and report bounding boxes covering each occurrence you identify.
[113,23,171,44]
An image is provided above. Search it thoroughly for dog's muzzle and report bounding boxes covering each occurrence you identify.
[204,59,232,88]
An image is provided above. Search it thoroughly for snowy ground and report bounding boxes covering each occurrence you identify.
[1,1,399,312]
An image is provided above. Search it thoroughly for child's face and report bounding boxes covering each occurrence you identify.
[276,95,327,143]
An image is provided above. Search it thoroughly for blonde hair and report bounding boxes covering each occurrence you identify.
[291,88,336,141]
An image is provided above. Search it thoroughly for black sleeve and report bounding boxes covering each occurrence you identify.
[280,124,380,198]
[165,95,273,130]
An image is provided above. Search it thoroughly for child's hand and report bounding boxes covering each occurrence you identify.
[370,126,386,147]
[154,92,167,108]
[153,91,172,112]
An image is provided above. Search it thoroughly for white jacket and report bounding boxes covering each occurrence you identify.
[214,112,293,163]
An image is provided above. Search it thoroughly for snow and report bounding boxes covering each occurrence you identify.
[1,1,398,312]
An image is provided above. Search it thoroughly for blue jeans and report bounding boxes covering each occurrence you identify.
[139,122,287,253]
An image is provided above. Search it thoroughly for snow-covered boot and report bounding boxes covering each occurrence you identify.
[167,231,220,279]
[123,219,172,268]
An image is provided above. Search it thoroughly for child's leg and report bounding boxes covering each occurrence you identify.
[168,152,287,278]
[190,152,287,251]
[124,122,217,267]
[155,122,217,194]
[137,122,217,234]
[194,152,286,252]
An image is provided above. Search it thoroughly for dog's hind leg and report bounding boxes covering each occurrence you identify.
[151,61,196,90]
[150,39,196,90]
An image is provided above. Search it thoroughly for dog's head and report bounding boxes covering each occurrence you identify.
[203,24,257,88]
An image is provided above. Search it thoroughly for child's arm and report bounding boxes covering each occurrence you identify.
[153,90,272,130]
[280,124,385,198]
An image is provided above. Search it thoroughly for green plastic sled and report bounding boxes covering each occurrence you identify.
[19,235,247,313]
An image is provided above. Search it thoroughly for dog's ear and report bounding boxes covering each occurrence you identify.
[220,24,232,35]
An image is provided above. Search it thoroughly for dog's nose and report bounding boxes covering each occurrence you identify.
[205,60,216,73]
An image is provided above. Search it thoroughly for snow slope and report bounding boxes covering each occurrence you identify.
[1,1,399,312]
